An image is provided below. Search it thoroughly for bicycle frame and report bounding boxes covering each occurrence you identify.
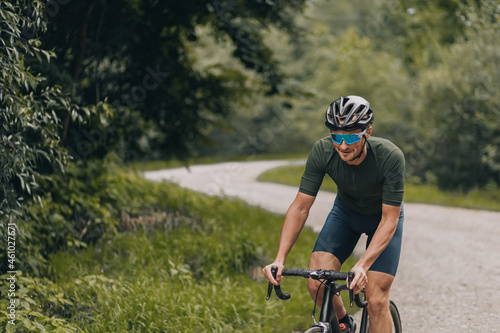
[315,280,356,333]
[318,280,341,331]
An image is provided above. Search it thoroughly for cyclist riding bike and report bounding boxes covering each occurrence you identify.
[263,95,405,333]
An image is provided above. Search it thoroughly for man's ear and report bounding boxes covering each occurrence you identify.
[365,126,373,138]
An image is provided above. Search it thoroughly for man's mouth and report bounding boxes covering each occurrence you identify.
[338,149,352,155]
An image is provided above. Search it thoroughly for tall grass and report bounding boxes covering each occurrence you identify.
[1,169,357,332]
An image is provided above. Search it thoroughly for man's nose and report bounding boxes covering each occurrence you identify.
[339,140,349,149]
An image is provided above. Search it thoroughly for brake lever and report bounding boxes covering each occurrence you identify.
[266,266,277,300]
[266,278,273,300]
[266,266,290,301]
[348,270,354,307]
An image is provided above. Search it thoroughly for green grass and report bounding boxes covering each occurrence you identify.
[403,183,500,211]
[258,165,500,211]
[1,169,357,333]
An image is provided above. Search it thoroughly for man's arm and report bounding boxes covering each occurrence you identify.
[350,203,401,292]
[262,191,316,285]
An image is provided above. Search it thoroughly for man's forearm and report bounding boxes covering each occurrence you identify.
[357,204,401,270]
[357,217,398,271]
[275,199,312,263]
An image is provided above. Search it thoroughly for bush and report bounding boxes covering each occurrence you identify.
[1,163,357,332]
[0,272,78,332]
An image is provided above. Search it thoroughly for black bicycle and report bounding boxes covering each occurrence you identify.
[266,266,402,333]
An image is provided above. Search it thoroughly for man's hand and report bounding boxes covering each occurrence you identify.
[262,262,284,286]
[349,265,368,294]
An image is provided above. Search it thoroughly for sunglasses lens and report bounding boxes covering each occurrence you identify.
[330,133,361,144]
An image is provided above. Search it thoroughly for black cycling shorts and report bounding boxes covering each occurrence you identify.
[313,197,404,276]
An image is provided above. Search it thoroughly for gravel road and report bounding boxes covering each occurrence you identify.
[144,160,500,332]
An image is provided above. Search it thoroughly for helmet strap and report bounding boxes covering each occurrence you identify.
[348,135,367,162]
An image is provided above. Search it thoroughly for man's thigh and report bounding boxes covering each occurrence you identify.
[309,251,342,271]
[313,206,361,265]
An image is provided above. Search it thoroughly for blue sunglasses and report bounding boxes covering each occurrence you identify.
[330,129,367,145]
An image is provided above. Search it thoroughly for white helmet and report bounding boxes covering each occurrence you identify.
[325,95,374,131]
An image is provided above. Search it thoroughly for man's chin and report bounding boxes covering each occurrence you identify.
[337,150,354,161]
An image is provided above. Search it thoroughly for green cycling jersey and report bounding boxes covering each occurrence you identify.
[299,136,405,214]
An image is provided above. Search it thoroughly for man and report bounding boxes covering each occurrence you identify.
[262,95,405,333]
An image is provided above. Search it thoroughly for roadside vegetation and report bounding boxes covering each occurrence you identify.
[2,155,497,331]
[0,159,357,332]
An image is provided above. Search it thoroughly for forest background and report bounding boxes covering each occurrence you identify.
[1,0,499,331]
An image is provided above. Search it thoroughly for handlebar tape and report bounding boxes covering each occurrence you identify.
[283,268,349,281]
[281,268,311,278]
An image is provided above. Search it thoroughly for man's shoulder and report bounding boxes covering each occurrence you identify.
[368,136,404,160]
[307,137,336,166]
[368,136,401,151]
[312,136,335,153]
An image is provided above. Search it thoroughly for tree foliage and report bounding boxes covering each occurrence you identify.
[34,0,307,161]
[269,0,500,191]
[0,0,310,275]
[1,1,70,218]
[415,0,500,189]
[1,0,498,253]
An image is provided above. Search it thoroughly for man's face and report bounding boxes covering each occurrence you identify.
[330,127,372,164]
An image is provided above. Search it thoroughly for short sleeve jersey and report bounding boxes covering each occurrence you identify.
[299,136,405,214]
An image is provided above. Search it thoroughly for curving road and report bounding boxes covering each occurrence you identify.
[144,160,500,332]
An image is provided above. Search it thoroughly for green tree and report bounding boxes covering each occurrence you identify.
[0,1,103,275]
[302,0,499,191]
[34,0,308,161]
[1,1,70,218]
[363,0,463,71]
[416,0,500,190]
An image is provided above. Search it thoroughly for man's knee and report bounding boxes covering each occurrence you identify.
[307,251,340,293]
[307,251,341,305]
[365,271,394,316]
[307,277,320,294]
[366,292,389,316]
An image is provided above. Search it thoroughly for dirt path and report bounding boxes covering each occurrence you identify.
[144,160,500,332]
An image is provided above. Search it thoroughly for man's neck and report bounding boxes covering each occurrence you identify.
[346,141,368,166]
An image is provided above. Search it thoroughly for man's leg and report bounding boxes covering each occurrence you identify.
[307,251,347,319]
[365,270,394,333]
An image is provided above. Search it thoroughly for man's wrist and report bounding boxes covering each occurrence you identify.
[275,251,288,263]
[354,260,370,272]
[274,260,285,266]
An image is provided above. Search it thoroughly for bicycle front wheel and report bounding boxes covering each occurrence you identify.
[361,300,402,333]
